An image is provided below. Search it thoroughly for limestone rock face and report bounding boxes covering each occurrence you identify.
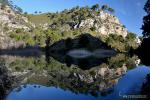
[75,11,128,38]
[0,3,30,49]
[79,18,95,28]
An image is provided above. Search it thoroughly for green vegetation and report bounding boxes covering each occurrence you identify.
[26,14,51,25]
[0,0,8,5]
[101,32,138,52]
[107,53,138,69]
[101,5,115,13]
[26,4,115,27]
[142,0,150,38]
[2,53,138,96]
[6,4,138,52]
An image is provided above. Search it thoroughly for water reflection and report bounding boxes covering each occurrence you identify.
[5,66,150,100]
[0,58,14,100]
[7,85,101,100]
[0,50,142,100]
[0,49,148,100]
[48,34,116,70]
[50,52,109,70]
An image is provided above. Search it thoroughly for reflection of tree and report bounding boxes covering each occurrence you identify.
[78,34,90,48]
[45,36,51,64]
[14,85,41,93]
[65,38,73,51]
[141,73,150,98]
[1,52,139,98]
[6,55,119,97]
[65,55,72,67]
[107,53,138,69]
[100,88,114,97]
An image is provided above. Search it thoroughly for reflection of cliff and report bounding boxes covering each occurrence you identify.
[0,53,139,97]
[0,58,14,100]
[22,67,120,97]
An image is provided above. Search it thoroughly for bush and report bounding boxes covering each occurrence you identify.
[15,28,24,34]
[90,26,96,31]
[126,32,136,40]
[1,4,6,10]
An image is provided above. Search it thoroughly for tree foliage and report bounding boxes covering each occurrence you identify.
[142,0,150,38]
[101,5,115,13]
[91,4,100,11]
[101,5,109,11]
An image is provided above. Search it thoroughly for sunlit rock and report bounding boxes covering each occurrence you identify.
[77,11,128,38]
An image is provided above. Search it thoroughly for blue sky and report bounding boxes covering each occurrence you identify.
[10,0,147,36]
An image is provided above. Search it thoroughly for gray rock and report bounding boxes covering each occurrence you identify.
[76,11,128,38]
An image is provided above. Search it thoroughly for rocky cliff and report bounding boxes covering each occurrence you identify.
[40,8,128,38]
[0,3,136,50]
[74,11,128,37]
[0,3,30,49]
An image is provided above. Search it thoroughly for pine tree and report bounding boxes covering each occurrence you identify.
[142,0,150,38]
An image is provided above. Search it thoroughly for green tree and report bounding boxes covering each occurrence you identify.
[101,5,109,11]
[108,7,115,13]
[14,5,23,14]
[24,12,28,15]
[126,32,136,40]
[122,25,126,28]
[17,7,23,13]
[34,11,38,14]
[142,0,150,38]
[91,4,100,11]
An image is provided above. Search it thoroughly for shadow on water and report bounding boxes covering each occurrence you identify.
[0,47,44,57]
[135,39,150,98]
[47,34,117,70]
[49,52,110,70]
[135,38,150,66]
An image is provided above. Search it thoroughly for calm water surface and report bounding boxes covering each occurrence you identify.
[6,66,150,100]
[0,51,149,100]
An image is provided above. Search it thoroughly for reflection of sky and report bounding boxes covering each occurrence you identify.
[6,66,150,100]
[101,66,150,100]
[11,0,147,35]
[7,85,98,100]
[115,66,150,94]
